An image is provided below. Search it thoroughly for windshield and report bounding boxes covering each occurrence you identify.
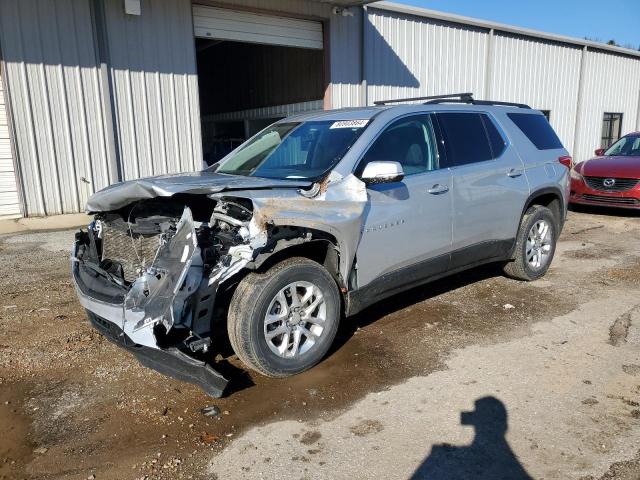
[213,120,369,179]
[604,135,640,157]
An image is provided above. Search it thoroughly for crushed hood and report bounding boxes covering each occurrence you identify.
[86,171,313,212]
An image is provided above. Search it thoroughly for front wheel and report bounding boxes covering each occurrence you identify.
[227,257,341,377]
[503,205,557,281]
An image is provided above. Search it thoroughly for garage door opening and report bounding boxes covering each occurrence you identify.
[193,6,326,166]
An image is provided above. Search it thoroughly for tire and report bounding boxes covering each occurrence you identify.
[503,205,557,281]
[227,257,341,377]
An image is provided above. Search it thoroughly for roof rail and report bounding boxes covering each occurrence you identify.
[425,98,531,109]
[373,92,473,105]
[374,92,531,109]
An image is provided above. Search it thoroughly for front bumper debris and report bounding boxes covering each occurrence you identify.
[72,206,230,397]
[87,311,228,397]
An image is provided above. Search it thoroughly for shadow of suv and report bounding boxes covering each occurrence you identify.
[72,93,570,396]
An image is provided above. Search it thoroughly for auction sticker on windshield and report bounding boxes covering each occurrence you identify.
[330,120,369,129]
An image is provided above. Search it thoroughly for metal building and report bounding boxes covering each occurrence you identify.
[0,0,638,218]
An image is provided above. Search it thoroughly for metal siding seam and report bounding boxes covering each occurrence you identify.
[36,5,63,215]
[16,23,35,215]
[169,72,181,173]
[53,0,81,213]
[141,72,154,177]
[154,71,168,173]
[16,2,46,216]
[70,12,96,203]
[184,72,195,172]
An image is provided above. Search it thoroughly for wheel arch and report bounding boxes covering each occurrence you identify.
[521,187,566,234]
[215,225,346,325]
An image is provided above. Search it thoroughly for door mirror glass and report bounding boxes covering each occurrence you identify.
[360,161,405,185]
[594,148,606,156]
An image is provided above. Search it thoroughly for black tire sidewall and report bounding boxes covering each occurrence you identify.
[520,207,557,280]
[248,262,340,375]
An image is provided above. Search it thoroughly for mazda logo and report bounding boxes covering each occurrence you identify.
[603,178,616,188]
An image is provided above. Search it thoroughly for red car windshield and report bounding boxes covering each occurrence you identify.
[604,135,640,157]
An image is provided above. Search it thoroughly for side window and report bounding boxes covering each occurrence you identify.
[507,112,563,150]
[356,115,437,177]
[436,112,497,167]
[601,112,623,148]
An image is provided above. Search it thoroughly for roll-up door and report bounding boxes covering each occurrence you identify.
[0,72,21,218]
[192,6,323,50]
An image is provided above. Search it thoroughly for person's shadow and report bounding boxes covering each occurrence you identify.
[411,397,533,480]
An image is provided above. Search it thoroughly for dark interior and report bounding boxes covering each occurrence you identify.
[195,38,325,165]
[196,39,324,114]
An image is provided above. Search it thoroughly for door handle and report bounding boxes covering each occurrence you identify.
[507,168,523,178]
[427,184,449,194]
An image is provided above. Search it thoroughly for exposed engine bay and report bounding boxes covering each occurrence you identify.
[74,196,269,352]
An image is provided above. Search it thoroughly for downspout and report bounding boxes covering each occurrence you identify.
[90,0,123,184]
[360,5,368,107]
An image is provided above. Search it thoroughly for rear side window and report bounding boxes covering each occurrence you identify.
[436,112,505,167]
[507,113,563,150]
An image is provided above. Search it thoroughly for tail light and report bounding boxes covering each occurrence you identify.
[558,155,572,169]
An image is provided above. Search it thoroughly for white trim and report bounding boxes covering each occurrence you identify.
[192,5,323,49]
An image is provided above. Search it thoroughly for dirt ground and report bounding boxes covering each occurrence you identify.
[0,206,639,480]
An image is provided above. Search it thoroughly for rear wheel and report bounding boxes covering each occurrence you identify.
[504,205,557,281]
[227,257,341,377]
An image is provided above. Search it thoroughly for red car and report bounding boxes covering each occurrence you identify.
[570,132,640,209]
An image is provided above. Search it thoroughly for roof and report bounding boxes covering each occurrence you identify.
[373,1,640,59]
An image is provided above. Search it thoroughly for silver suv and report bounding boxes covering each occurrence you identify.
[73,93,570,397]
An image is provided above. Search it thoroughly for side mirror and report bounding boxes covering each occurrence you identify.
[360,161,405,185]
[594,148,606,156]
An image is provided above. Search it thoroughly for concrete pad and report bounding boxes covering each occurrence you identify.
[0,213,90,235]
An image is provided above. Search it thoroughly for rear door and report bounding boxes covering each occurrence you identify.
[354,114,452,289]
[435,111,529,268]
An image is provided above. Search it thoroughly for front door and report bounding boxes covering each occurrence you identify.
[354,114,453,289]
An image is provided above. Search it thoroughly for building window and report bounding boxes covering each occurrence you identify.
[540,110,551,121]
[601,113,623,148]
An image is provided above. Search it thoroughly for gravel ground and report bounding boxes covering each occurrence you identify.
[0,206,639,479]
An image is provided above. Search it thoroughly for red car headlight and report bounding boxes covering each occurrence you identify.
[570,169,583,182]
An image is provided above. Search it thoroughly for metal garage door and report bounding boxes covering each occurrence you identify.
[0,72,21,218]
[192,6,323,50]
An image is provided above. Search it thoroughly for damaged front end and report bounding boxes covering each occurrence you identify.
[72,197,267,397]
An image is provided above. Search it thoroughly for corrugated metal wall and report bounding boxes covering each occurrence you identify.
[365,8,488,106]
[0,70,21,218]
[490,33,583,153]
[103,0,202,181]
[574,49,640,163]
[0,0,116,216]
[330,9,363,109]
